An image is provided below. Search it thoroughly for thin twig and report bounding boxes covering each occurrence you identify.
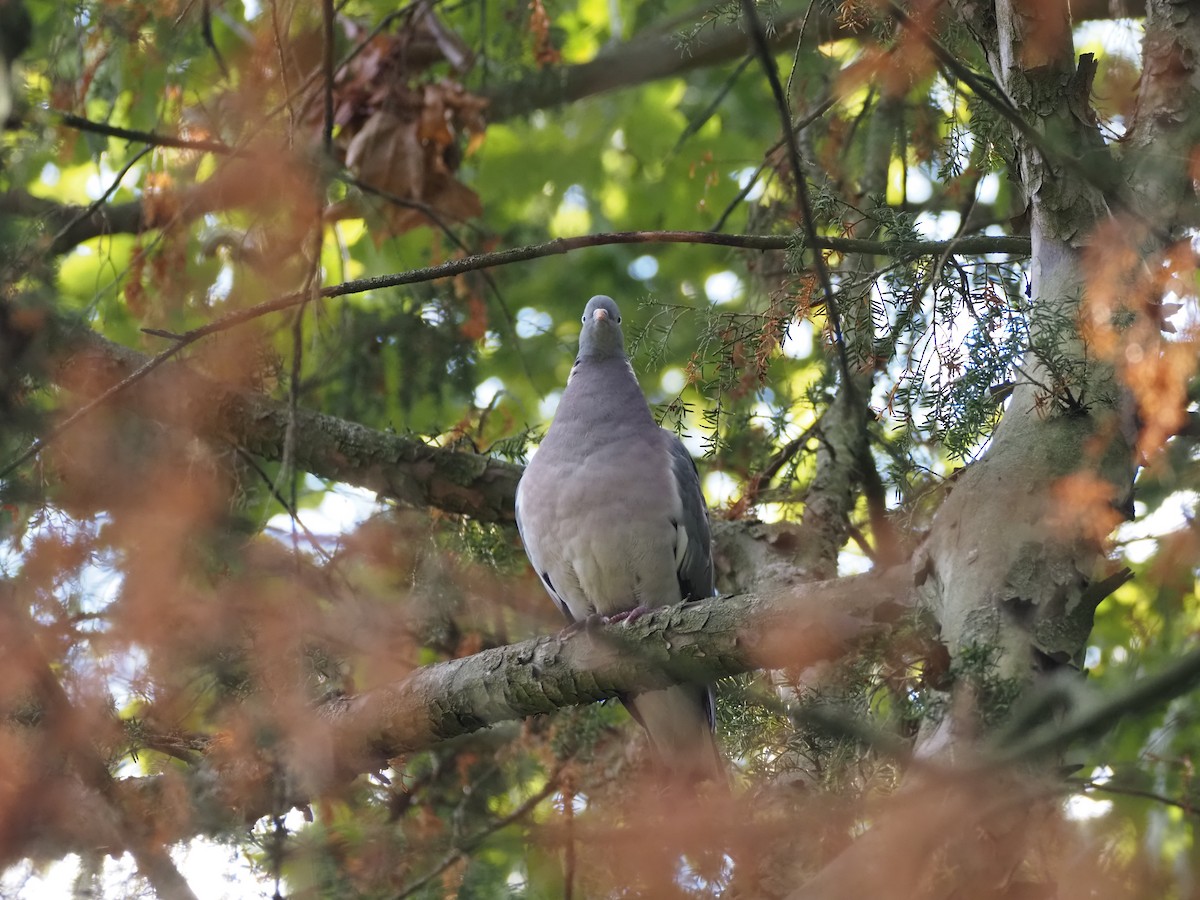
[334,173,535,387]
[234,448,334,564]
[0,341,192,478]
[0,230,1027,479]
[322,0,335,155]
[784,0,818,102]
[996,643,1200,764]
[279,216,325,551]
[288,1,420,126]
[49,145,153,250]
[759,413,825,486]
[396,768,563,899]
[881,166,984,357]
[144,231,1031,343]
[563,779,576,900]
[1075,780,1199,817]
[670,54,754,156]
[730,412,825,512]
[270,0,299,137]
[709,94,837,233]
[740,0,851,384]
[200,0,231,79]
[52,111,235,155]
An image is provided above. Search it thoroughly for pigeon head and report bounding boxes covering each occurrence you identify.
[578,295,625,360]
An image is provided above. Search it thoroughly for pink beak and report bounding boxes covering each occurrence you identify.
[593,308,609,321]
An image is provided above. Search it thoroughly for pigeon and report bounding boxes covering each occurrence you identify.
[515,295,723,783]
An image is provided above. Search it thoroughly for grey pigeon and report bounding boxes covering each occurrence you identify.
[515,295,723,783]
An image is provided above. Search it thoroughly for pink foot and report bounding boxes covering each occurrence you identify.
[558,613,606,638]
[605,605,652,625]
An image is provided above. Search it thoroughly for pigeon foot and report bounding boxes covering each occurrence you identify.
[605,605,653,625]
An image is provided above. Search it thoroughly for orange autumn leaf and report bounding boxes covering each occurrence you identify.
[1049,473,1122,545]
[1123,341,1194,458]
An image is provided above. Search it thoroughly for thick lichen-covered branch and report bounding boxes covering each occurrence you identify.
[54,330,523,522]
[334,568,911,759]
[15,568,912,861]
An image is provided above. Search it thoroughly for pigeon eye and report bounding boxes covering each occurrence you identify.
[616,316,622,323]
[581,314,588,323]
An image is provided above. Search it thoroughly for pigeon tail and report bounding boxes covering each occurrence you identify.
[626,685,726,786]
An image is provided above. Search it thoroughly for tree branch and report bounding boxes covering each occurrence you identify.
[19,560,1200,868]
[482,0,1149,122]
[335,568,912,761]
[481,2,835,121]
[51,330,523,522]
[396,766,566,898]
[51,111,235,155]
[740,0,849,383]
[206,231,1027,335]
[2,159,1032,260]
[0,589,200,898]
[0,155,280,255]
[13,567,913,862]
[5,230,1027,481]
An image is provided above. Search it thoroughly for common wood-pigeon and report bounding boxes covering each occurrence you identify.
[515,295,723,783]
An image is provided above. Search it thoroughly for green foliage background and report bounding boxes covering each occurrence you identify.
[0,0,1197,897]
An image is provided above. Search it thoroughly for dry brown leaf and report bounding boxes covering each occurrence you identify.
[346,110,426,201]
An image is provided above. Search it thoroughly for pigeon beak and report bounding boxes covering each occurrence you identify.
[593,308,609,322]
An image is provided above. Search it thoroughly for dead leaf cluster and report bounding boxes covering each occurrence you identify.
[331,8,487,238]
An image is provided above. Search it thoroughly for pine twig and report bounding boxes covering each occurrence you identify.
[740,0,851,384]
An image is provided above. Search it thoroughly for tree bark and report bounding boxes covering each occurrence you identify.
[54,330,523,523]
[784,1,1160,895]
[481,0,1147,121]
[10,567,912,862]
